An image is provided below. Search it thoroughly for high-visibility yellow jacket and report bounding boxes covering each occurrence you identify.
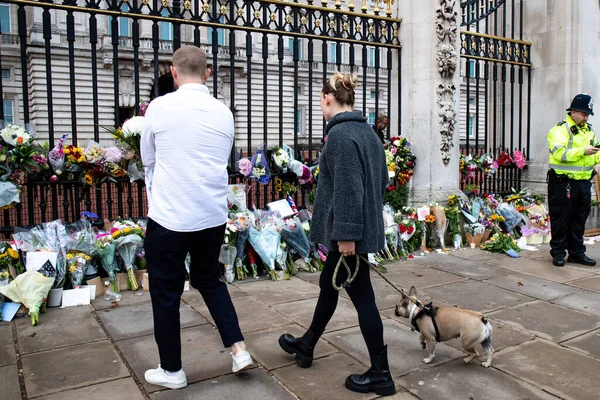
[548,114,599,180]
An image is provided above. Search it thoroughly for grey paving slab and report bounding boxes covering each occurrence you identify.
[243,323,338,370]
[488,301,600,342]
[553,290,600,317]
[21,340,129,398]
[341,274,402,310]
[484,273,582,300]
[562,328,600,359]
[16,306,106,355]
[273,297,361,332]
[450,249,509,263]
[379,262,466,290]
[182,284,249,308]
[272,353,378,400]
[151,367,294,400]
[505,246,551,260]
[295,270,321,286]
[484,257,595,283]
[422,280,534,313]
[323,320,464,376]
[566,275,600,293]
[0,364,21,400]
[232,277,320,305]
[190,296,294,334]
[34,378,145,400]
[117,324,242,393]
[0,324,16,367]
[98,301,207,341]
[494,339,600,400]
[92,290,151,311]
[397,358,558,400]
[414,256,511,280]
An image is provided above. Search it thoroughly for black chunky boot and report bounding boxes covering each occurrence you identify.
[344,345,396,396]
[278,330,321,368]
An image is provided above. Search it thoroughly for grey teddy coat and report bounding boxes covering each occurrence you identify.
[310,110,389,254]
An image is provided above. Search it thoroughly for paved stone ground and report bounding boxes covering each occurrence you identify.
[2,244,600,399]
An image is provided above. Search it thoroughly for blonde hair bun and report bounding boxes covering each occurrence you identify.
[329,71,358,92]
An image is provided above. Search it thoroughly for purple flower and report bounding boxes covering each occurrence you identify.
[81,211,99,220]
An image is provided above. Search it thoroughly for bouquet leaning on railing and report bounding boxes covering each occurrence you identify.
[65,220,95,288]
[280,217,311,274]
[111,219,145,290]
[95,233,118,293]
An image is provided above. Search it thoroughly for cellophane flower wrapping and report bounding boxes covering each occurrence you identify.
[219,244,238,283]
[114,234,143,290]
[280,218,311,259]
[249,149,271,185]
[95,234,118,293]
[234,229,249,281]
[0,269,55,326]
[66,252,91,288]
[248,226,281,280]
[497,202,524,233]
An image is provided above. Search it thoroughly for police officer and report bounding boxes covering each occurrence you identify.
[547,94,600,267]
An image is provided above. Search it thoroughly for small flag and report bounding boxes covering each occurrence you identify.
[287,195,298,215]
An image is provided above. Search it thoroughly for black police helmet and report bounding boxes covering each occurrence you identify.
[567,93,594,116]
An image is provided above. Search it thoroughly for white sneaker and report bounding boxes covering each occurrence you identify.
[231,349,254,373]
[144,365,187,389]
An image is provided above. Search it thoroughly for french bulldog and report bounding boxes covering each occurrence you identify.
[395,286,494,367]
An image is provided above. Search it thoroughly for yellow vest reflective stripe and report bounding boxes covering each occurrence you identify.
[549,164,594,172]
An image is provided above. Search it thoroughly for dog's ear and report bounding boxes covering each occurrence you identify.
[408,286,417,297]
[400,289,407,299]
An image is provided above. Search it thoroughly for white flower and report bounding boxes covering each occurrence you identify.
[393,140,400,146]
[121,116,145,137]
[388,170,396,179]
[273,150,290,168]
[1,124,31,146]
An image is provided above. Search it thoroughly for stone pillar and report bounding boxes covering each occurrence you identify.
[522,0,600,194]
[392,0,461,203]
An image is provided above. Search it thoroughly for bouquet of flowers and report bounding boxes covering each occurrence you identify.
[95,233,118,293]
[102,112,145,182]
[481,232,520,257]
[385,225,400,261]
[0,242,24,277]
[271,145,292,172]
[220,220,240,283]
[42,220,68,288]
[280,217,312,272]
[248,226,281,280]
[48,134,68,177]
[65,220,95,288]
[497,202,524,234]
[445,206,462,249]
[0,269,55,326]
[66,252,91,288]
[111,219,145,290]
[249,145,271,185]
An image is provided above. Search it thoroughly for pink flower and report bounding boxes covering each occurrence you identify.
[513,150,527,169]
[391,147,397,155]
[492,161,499,170]
[50,175,58,182]
[104,147,123,163]
[237,158,253,177]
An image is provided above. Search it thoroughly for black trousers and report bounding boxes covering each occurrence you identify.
[145,219,244,372]
[308,250,385,358]
[548,178,591,258]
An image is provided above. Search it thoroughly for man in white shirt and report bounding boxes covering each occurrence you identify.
[141,46,254,390]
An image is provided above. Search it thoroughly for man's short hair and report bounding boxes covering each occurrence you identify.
[377,113,388,123]
[172,46,207,78]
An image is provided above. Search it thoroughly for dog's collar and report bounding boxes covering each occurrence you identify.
[408,302,419,322]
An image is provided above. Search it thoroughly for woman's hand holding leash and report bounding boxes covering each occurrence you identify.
[338,241,355,257]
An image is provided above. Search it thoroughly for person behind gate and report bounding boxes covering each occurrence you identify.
[278,72,396,396]
[141,46,254,390]
[547,93,600,268]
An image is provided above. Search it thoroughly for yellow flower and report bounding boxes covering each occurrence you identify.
[83,174,93,185]
[123,227,132,234]
[69,264,76,273]
[66,253,74,260]
[8,248,18,259]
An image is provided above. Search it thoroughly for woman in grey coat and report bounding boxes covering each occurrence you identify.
[279,72,394,396]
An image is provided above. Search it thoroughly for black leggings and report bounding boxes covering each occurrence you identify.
[308,250,385,357]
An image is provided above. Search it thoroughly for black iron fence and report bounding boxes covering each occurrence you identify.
[458,0,532,189]
[0,0,401,232]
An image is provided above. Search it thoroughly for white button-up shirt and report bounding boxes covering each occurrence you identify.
[141,83,234,232]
